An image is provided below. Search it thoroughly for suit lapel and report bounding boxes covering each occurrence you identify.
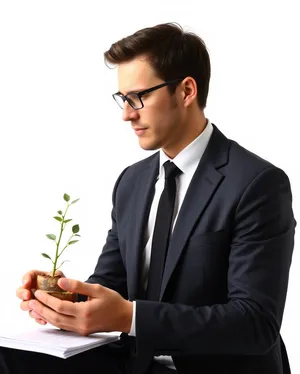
[160,125,230,299]
[126,154,159,300]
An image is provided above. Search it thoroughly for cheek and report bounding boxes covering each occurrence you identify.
[141,104,179,138]
[151,119,171,138]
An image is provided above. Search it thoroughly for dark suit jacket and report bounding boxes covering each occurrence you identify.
[86,124,296,374]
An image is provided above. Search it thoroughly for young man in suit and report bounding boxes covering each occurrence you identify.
[1,22,296,374]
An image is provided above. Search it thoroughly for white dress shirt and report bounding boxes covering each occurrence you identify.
[129,120,214,369]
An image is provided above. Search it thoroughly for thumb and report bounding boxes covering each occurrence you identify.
[58,278,103,298]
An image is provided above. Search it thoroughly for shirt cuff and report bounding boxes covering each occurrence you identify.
[128,300,136,336]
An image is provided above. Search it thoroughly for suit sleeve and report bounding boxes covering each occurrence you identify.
[83,167,129,299]
[135,166,296,357]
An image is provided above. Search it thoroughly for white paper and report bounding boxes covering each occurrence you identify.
[0,325,120,359]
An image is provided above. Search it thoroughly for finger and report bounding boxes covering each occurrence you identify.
[35,319,47,325]
[29,310,43,320]
[58,278,103,298]
[33,290,77,317]
[16,287,33,301]
[21,270,41,288]
[20,300,32,311]
[20,300,44,313]
[29,298,74,328]
[30,311,41,319]
[29,310,47,325]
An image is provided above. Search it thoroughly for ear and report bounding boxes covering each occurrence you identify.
[180,77,197,108]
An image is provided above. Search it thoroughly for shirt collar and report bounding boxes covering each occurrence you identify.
[158,119,213,179]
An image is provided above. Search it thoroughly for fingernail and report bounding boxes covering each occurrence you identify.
[22,279,27,285]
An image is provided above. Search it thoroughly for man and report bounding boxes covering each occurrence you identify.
[0,22,296,374]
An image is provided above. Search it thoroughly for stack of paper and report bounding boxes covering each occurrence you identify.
[0,326,120,359]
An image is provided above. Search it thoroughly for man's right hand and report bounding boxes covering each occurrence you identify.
[16,270,64,325]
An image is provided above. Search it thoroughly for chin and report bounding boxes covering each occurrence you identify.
[138,140,160,151]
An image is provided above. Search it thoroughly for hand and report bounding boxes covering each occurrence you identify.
[16,270,65,325]
[28,279,133,336]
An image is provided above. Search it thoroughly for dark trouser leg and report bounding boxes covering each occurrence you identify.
[0,341,128,374]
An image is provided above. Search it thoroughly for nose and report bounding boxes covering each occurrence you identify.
[122,102,139,122]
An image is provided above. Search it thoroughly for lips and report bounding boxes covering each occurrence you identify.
[132,126,148,136]
[132,127,147,131]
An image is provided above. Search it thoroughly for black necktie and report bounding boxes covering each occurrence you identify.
[146,161,182,301]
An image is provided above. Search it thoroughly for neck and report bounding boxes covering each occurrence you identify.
[163,112,207,159]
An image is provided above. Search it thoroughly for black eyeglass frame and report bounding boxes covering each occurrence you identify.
[112,78,183,110]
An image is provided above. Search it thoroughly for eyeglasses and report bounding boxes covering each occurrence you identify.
[112,78,183,110]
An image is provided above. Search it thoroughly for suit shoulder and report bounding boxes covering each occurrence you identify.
[112,152,159,196]
[121,152,158,177]
[211,124,280,177]
[230,139,274,169]
[228,138,288,178]
[226,139,291,190]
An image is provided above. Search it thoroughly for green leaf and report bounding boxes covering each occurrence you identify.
[72,224,80,234]
[71,198,80,205]
[74,234,81,237]
[57,210,63,215]
[53,216,62,222]
[63,193,70,202]
[41,253,52,261]
[64,219,72,223]
[56,260,70,270]
[46,234,56,240]
[69,240,79,245]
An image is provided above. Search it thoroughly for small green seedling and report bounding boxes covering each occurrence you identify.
[42,193,80,277]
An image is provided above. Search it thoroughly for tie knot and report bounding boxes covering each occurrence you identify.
[163,161,181,179]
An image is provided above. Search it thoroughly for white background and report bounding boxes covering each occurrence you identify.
[0,0,299,371]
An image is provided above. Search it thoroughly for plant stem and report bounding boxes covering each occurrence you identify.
[58,234,74,258]
[52,203,70,277]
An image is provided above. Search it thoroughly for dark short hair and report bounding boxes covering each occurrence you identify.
[104,23,211,109]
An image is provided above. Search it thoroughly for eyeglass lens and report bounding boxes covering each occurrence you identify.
[114,93,142,109]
